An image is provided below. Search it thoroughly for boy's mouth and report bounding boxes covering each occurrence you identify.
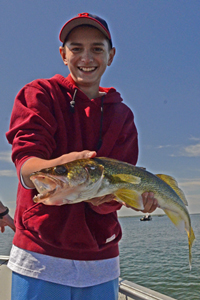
[78,67,97,72]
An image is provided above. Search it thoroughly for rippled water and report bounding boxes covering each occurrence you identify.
[0,215,199,299]
[119,214,200,300]
[0,228,14,256]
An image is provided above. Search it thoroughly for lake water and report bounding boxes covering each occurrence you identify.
[119,214,200,300]
[0,214,199,299]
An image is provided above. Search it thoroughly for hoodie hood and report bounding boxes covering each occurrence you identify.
[52,74,124,150]
[52,74,123,105]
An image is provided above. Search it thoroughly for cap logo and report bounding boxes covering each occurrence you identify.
[78,13,89,17]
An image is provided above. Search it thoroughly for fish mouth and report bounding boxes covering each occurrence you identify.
[30,174,65,202]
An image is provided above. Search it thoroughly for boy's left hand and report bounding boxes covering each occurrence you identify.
[140,192,158,213]
[124,192,158,213]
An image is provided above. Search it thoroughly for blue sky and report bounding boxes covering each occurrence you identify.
[0,0,200,217]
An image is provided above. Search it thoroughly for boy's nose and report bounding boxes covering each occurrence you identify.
[81,50,93,63]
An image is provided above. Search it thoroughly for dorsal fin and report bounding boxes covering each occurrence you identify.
[156,174,188,206]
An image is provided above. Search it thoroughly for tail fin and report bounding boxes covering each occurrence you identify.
[187,226,195,270]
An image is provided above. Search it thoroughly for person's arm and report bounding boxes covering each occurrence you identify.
[0,201,15,233]
[21,150,97,188]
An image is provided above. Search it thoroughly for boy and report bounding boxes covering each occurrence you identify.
[6,13,157,300]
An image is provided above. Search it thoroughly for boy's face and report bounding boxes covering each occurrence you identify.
[59,26,115,93]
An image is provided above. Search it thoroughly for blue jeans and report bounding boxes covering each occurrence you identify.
[11,272,119,300]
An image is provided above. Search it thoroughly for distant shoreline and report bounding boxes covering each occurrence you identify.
[118,212,200,218]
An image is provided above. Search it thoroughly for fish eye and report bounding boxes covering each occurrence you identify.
[85,164,96,171]
[54,166,68,175]
[89,166,96,170]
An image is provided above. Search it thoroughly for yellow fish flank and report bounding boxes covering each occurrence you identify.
[30,157,195,269]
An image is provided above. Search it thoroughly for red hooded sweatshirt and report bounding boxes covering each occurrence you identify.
[6,74,138,261]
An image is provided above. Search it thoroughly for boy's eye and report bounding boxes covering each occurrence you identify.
[71,47,82,53]
[93,47,104,53]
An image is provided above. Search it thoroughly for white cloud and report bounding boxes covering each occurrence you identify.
[180,180,200,187]
[0,170,17,177]
[157,145,175,149]
[0,151,12,162]
[181,143,200,157]
[179,179,200,190]
[189,136,200,142]
[157,139,200,158]
[178,179,200,209]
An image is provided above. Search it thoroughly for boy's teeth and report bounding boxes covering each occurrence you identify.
[79,67,96,72]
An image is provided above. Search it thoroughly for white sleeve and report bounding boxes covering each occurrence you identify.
[20,159,35,190]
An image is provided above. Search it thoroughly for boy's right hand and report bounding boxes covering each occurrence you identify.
[58,150,97,165]
[21,150,97,189]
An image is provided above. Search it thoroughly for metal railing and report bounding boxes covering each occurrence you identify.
[118,278,177,300]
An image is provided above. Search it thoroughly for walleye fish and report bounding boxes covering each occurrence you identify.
[30,157,195,269]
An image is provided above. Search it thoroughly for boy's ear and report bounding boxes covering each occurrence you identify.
[107,47,116,66]
[59,46,68,65]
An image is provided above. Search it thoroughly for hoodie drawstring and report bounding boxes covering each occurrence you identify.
[96,95,104,151]
[70,89,77,113]
[70,90,104,151]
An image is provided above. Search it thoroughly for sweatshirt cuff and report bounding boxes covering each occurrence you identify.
[19,158,35,190]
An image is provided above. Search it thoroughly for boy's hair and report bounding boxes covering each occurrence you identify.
[59,13,113,49]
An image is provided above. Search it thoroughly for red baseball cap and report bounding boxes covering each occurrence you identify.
[59,12,113,47]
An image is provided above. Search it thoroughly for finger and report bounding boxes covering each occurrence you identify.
[142,193,157,213]
[85,196,105,206]
[66,151,97,163]
[141,192,149,208]
[95,197,105,206]
[104,194,115,202]
[146,199,158,213]
[0,226,5,233]
[95,195,114,205]
[82,151,97,159]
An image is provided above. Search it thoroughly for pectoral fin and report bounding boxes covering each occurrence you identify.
[156,174,188,206]
[112,174,141,184]
[115,188,144,210]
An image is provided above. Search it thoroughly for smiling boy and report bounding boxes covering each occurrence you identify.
[6,13,157,300]
[59,25,115,99]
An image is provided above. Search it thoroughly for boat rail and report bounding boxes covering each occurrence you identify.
[118,278,176,300]
[0,256,176,300]
[0,256,12,300]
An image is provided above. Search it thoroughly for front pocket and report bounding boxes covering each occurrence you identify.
[85,205,122,248]
[22,202,100,251]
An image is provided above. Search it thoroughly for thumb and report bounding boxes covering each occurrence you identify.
[85,151,97,158]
